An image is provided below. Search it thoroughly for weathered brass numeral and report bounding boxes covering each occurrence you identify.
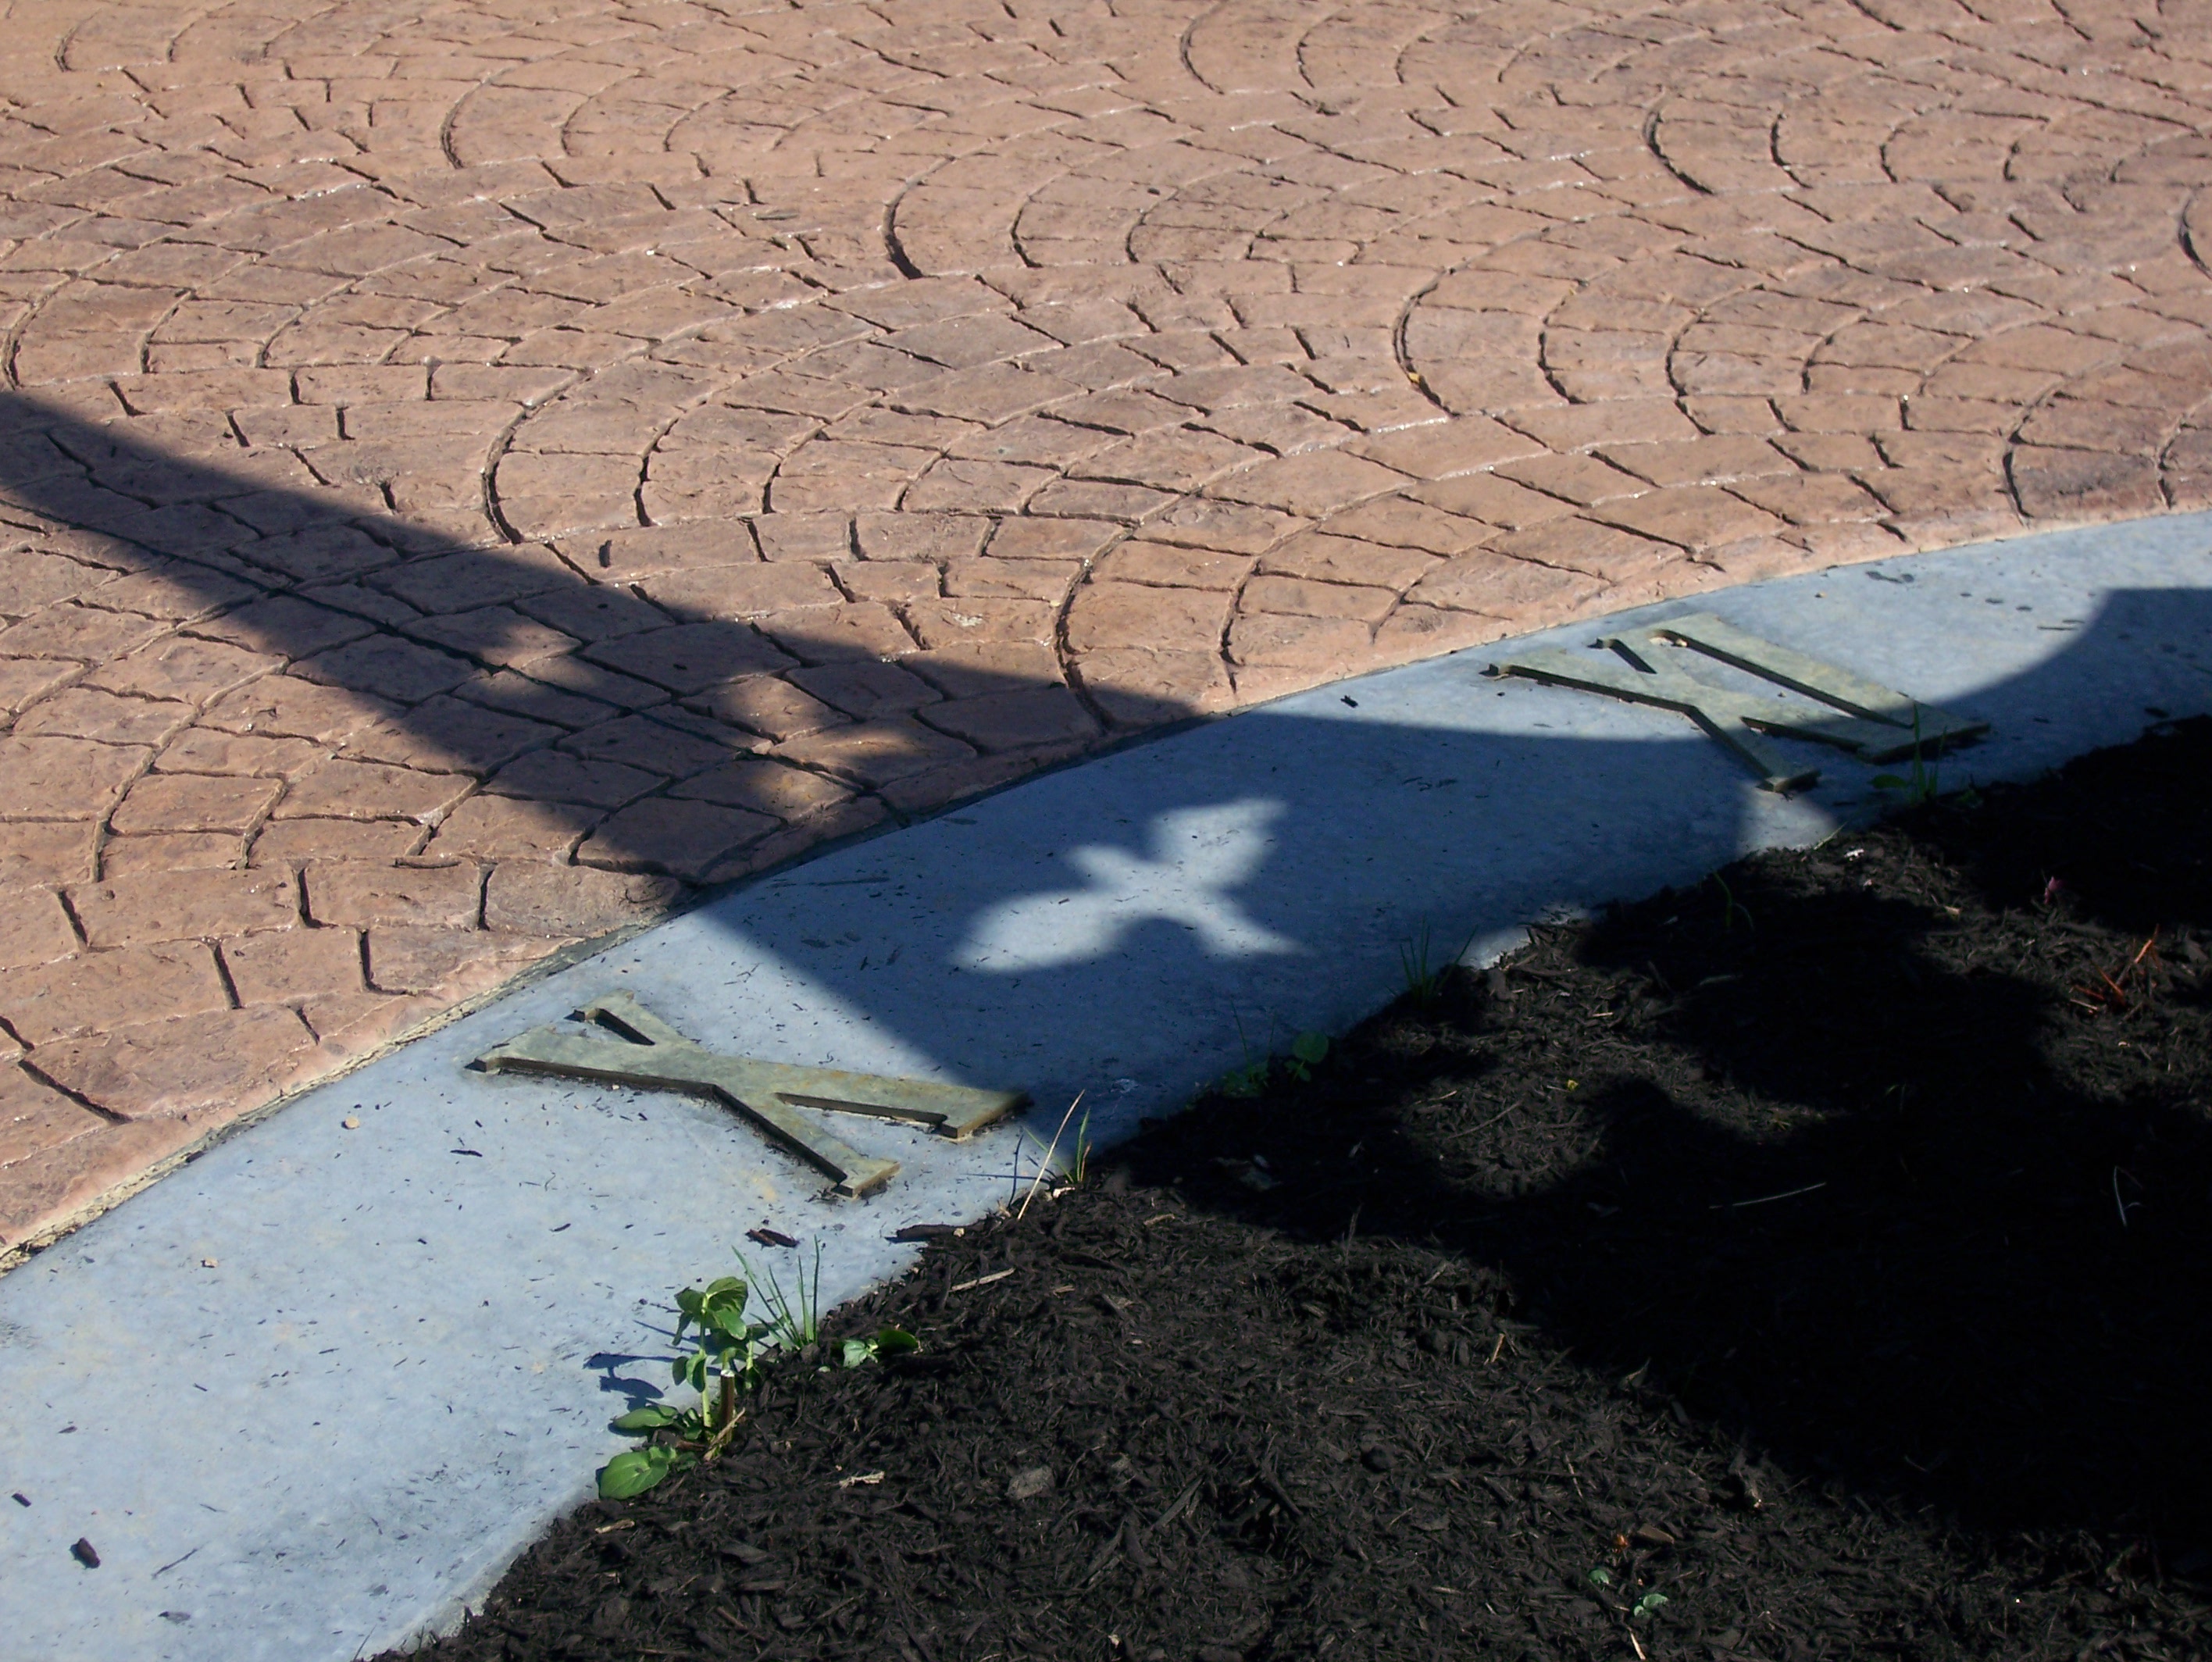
[1488,612,1986,792]
[475,993,1027,1198]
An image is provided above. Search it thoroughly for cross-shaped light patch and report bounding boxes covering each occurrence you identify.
[958,801,1300,971]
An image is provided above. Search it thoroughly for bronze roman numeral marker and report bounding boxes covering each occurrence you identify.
[476,993,1026,1198]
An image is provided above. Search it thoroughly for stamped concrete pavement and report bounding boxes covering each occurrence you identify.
[9,0,2212,1252]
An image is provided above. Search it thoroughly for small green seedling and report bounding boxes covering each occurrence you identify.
[1399,925,1443,1009]
[1215,1022,1331,1095]
[1018,1093,1091,1219]
[1067,1101,1095,1186]
[1713,873,1754,934]
[598,1269,769,1498]
[840,1325,919,1369]
[1871,706,1942,804]
[1218,1014,1273,1098]
[1219,1059,1271,1097]
[742,1241,822,1353]
[1632,1591,1669,1620]
[1588,1566,1614,1589]
[673,1274,765,1407]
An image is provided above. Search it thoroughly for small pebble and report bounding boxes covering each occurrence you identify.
[341,1116,360,1129]
[71,1537,99,1568]
[200,1258,217,1268]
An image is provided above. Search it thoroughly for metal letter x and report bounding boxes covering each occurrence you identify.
[474,993,1027,1198]
[1487,612,1985,792]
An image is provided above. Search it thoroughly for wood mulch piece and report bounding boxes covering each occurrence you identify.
[396,719,2212,1662]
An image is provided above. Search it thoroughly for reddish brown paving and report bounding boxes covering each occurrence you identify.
[6,0,2212,1253]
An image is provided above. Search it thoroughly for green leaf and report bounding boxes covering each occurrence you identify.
[670,1356,687,1386]
[675,1288,705,1318]
[1291,1032,1329,1066]
[598,1449,671,1500]
[873,1325,919,1356]
[1587,1567,1614,1588]
[840,1337,875,1369]
[1632,1592,1669,1619]
[1221,1064,1268,1098]
[612,1405,680,1432]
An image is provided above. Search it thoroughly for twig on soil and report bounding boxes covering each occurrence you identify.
[1711,1181,1827,1211]
[1454,1099,1522,1140]
[948,1268,1015,1293]
[2073,931,2163,1011]
[1155,1475,1204,1530]
[1254,1466,1304,1518]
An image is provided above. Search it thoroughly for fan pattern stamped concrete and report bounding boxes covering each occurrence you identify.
[5,0,2212,1253]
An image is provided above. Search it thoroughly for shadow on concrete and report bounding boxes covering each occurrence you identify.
[671,576,2212,1168]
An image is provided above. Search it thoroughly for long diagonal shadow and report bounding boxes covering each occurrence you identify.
[0,388,1147,1204]
[2,387,2210,1199]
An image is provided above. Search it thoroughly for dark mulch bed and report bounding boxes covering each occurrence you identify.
[399,719,2212,1662]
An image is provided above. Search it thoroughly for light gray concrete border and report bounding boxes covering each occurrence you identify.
[2,515,2210,1661]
